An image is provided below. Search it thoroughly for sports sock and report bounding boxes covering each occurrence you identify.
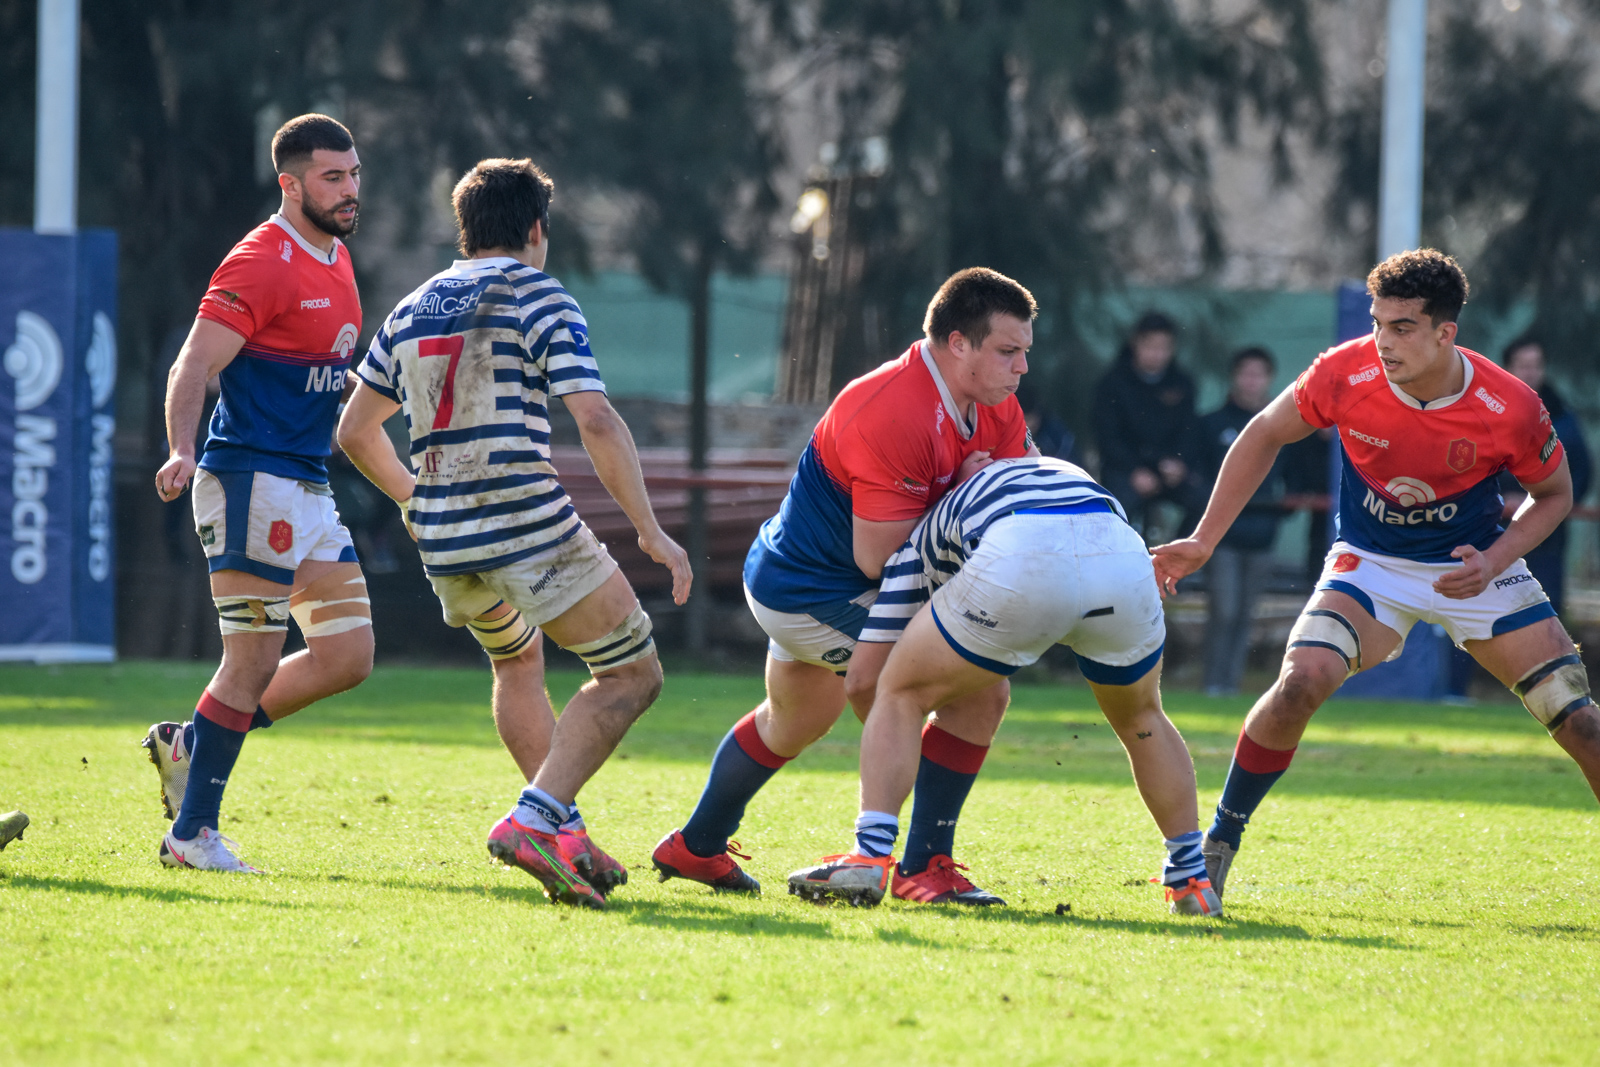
[559,806,586,833]
[901,724,988,876]
[1162,829,1207,886]
[182,705,270,753]
[512,786,569,835]
[171,691,252,840]
[854,811,899,858]
[1208,728,1297,848]
[680,712,791,858]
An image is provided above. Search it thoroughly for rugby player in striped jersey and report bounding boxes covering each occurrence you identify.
[789,457,1220,915]
[338,159,690,908]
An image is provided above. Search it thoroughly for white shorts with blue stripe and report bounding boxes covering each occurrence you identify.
[930,508,1165,683]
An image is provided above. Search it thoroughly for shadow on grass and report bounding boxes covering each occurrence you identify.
[1,872,304,908]
[608,897,836,939]
[1030,911,1415,950]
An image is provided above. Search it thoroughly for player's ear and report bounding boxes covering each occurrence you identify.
[527,219,544,249]
[277,170,298,199]
[1437,319,1458,345]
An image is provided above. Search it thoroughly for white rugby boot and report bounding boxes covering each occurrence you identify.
[159,827,262,874]
[787,853,896,907]
[141,722,191,821]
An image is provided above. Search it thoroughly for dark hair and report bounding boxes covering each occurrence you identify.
[271,114,354,175]
[1366,248,1469,325]
[923,267,1038,347]
[1501,334,1544,366]
[1231,346,1276,374]
[1131,310,1177,338]
[451,158,554,256]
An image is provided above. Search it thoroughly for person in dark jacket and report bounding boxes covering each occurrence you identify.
[1195,348,1286,695]
[1093,311,1204,537]
[1497,337,1592,615]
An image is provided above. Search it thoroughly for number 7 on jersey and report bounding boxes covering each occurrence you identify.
[418,335,466,430]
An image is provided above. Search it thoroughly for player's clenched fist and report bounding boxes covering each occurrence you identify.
[155,453,197,502]
[1150,537,1212,597]
[639,527,693,606]
[1433,544,1496,600]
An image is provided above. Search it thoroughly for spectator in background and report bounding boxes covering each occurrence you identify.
[1195,348,1286,695]
[1093,311,1203,537]
[1499,337,1591,615]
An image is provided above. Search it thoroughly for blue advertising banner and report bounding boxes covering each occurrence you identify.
[0,229,118,662]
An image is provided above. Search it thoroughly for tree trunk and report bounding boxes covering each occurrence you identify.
[685,243,713,655]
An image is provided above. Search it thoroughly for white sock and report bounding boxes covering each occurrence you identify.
[513,786,569,834]
[854,811,899,858]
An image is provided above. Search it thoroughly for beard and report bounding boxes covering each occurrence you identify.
[303,196,359,238]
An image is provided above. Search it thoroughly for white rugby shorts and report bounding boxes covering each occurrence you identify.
[743,586,861,673]
[1314,540,1555,653]
[428,523,618,630]
[930,511,1166,682]
[192,469,357,585]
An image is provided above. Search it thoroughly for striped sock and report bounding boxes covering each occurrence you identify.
[513,786,569,834]
[854,811,899,859]
[1208,728,1297,848]
[559,806,585,833]
[1163,829,1206,886]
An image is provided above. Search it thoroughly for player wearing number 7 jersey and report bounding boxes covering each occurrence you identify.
[339,158,691,907]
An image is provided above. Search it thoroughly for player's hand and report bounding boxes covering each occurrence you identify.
[640,527,692,605]
[956,450,994,485]
[154,453,196,502]
[1150,537,1212,597]
[1434,544,1496,600]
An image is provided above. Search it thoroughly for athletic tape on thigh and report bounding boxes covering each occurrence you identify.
[563,605,654,673]
[465,601,538,660]
[214,594,291,635]
[288,563,371,637]
[1513,653,1594,732]
[1286,608,1362,675]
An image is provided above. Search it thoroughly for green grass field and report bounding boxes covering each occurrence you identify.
[2,661,1598,1065]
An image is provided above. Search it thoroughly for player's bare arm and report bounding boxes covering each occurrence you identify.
[155,318,247,501]
[335,382,414,505]
[1435,459,1572,600]
[852,515,919,580]
[561,389,691,605]
[1151,386,1314,595]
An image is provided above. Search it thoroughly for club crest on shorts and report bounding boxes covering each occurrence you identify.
[1446,438,1477,474]
[821,646,852,666]
[268,520,294,555]
[1332,552,1361,574]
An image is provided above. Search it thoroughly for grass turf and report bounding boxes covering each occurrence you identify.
[2,661,1598,1065]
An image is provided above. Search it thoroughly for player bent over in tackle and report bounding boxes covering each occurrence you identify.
[652,269,1035,902]
[339,158,690,908]
[148,115,373,873]
[1154,249,1600,900]
[789,458,1221,915]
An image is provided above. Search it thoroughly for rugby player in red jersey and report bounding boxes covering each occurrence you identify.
[652,268,1038,903]
[1153,250,1600,898]
[145,115,374,872]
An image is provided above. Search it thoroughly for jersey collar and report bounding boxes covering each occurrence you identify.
[1387,347,1473,410]
[919,341,975,441]
[451,256,530,272]
[270,214,341,266]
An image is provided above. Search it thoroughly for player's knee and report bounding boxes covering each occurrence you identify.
[1275,659,1339,714]
[598,654,663,714]
[842,668,875,711]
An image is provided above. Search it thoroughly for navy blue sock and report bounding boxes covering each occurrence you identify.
[901,725,987,876]
[172,692,252,840]
[680,712,790,858]
[1208,729,1296,848]
[183,706,269,753]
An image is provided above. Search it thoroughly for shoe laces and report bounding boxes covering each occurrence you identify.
[726,840,752,862]
[925,855,976,892]
[194,828,256,871]
[1160,876,1213,902]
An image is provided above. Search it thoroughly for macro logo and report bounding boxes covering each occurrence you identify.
[332,323,359,358]
[1474,387,1506,415]
[1363,476,1456,526]
[1347,365,1381,386]
[85,312,116,583]
[4,311,63,584]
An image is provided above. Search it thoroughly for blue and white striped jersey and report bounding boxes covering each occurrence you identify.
[358,257,606,576]
[859,457,1123,642]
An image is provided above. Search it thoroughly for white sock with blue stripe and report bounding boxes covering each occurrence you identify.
[1162,829,1207,886]
[513,786,569,834]
[854,811,899,859]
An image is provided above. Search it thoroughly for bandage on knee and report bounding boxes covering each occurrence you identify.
[564,605,654,674]
[1287,608,1362,675]
[466,601,538,660]
[1513,653,1594,733]
[288,563,372,638]
[215,594,291,635]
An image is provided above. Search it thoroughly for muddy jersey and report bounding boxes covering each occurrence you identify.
[196,214,361,482]
[1293,336,1565,563]
[743,341,1030,632]
[358,256,605,576]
